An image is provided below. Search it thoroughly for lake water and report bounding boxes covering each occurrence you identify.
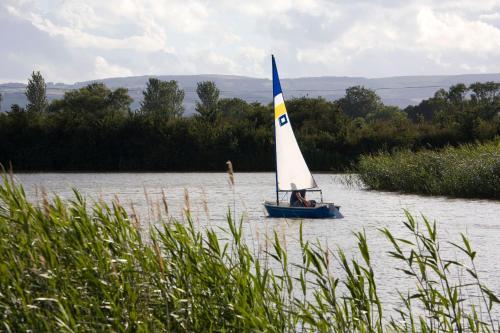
[13,172,500,317]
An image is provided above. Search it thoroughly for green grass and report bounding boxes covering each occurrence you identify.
[0,174,498,332]
[357,139,500,199]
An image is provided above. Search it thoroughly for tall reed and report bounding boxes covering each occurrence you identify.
[0,174,498,332]
[357,139,500,199]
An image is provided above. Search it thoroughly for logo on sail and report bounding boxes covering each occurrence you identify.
[279,114,288,126]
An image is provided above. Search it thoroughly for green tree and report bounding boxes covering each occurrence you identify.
[9,104,25,114]
[195,81,220,123]
[367,105,406,122]
[448,83,468,105]
[49,83,132,125]
[219,98,251,121]
[6,104,29,127]
[469,82,500,122]
[0,92,3,110]
[470,81,500,104]
[337,86,382,118]
[405,88,449,122]
[25,71,48,113]
[108,87,134,115]
[140,78,184,122]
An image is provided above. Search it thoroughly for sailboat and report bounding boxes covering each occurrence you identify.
[264,55,343,219]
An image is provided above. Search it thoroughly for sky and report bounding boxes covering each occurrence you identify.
[1,0,500,83]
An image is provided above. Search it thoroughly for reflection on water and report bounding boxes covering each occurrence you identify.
[14,172,500,312]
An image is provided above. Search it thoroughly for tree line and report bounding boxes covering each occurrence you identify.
[0,71,498,171]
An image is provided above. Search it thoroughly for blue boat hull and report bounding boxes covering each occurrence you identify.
[264,202,343,219]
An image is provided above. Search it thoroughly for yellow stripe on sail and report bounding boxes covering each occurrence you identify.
[275,102,287,120]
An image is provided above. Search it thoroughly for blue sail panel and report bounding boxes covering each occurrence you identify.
[272,55,282,97]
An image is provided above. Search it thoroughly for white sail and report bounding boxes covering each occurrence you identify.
[273,56,317,191]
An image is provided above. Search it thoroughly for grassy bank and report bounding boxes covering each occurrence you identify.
[0,175,498,332]
[358,139,500,199]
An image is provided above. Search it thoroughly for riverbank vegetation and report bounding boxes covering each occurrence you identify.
[0,174,499,331]
[358,139,500,199]
[0,72,498,171]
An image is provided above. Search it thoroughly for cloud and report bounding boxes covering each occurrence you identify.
[480,12,500,21]
[5,5,173,53]
[1,0,500,82]
[94,56,133,79]
[295,3,500,76]
[417,7,500,53]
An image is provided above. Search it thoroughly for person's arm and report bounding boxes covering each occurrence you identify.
[297,192,310,207]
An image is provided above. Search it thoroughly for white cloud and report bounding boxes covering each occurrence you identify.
[296,3,500,76]
[480,12,500,22]
[54,1,102,30]
[2,0,500,82]
[94,56,133,79]
[435,0,499,11]
[417,7,500,53]
[6,5,173,53]
[237,0,332,17]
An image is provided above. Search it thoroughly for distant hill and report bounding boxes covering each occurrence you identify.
[1,73,499,114]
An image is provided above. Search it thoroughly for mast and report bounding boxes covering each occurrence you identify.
[272,55,279,206]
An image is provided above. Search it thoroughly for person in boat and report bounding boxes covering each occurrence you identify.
[290,190,316,207]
